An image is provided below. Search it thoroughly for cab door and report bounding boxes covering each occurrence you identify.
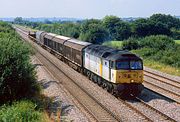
[102,59,110,81]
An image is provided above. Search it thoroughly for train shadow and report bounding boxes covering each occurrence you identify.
[125,88,174,103]
[46,96,73,120]
[33,63,43,68]
[36,79,73,120]
[38,79,62,89]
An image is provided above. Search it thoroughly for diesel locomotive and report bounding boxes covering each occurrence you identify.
[28,29,144,97]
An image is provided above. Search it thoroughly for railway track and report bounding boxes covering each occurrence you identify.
[143,70,180,104]
[15,26,179,122]
[122,97,177,122]
[36,52,120,122]
[15,27,122,122]
[144,70,180,89]
[134,97,176,122]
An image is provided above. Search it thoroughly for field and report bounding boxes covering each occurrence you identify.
[175,40,180,44]
[102,41,123,49]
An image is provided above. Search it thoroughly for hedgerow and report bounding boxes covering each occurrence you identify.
[122,35,180,68]
[0,22,40,104]
[0,100,43,122]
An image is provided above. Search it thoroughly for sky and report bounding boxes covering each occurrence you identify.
[0,0,180,19]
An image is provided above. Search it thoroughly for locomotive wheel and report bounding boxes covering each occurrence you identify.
[87,71,91,79]
[97,77,102,86]
[83,69,87,75]
[102,82,107,89]
[93,75,97,83]
[112,89,119,98]
[90,73,93,80]
[107,84,113,93]
[104,84,110,92]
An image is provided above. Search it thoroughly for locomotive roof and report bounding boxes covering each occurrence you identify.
[36,31,45,35]
[52,35,70,44]
[107,51,142,61]
[64,39,91,51]
[44,33,57,40]
[84,44,141,61]
[68,39,91,46]
[55,35,70,40]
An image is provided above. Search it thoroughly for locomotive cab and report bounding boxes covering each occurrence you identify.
[109,53,144,97]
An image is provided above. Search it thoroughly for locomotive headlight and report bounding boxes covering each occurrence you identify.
[131,79,134,83]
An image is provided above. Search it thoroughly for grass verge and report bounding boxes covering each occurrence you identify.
[0,94,60,122]
[136,57,180,76]
[175,40,180,44]
[0,100,50,122]
[132,49,180,76]
[143,59,180,76]
[102,41,123,49]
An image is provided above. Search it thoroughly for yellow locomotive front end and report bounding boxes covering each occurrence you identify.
[115,60,143,84]
[110,57,144,97]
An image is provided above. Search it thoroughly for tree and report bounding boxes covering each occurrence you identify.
[58,23,80,38]
[150,14,180,29]
[14,17,23,24]
[132,18,171,37]
[114,21,131,40]
[102,16,121,40]
[132,18,151,37]
[44,19,52,24]
[149,21,171,36]
[80,19,109,44]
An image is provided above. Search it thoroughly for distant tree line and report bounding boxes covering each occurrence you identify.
[13,14,180,44]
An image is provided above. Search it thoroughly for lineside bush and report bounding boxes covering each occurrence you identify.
[122,35,180,68]
[0,100,43,121]
[0,22,40,104]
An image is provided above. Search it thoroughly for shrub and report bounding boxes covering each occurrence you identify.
[132,35,180,69]
[122,37,140,50]
[0,100,43,121]
[139,35,175,50]
[0,23,40,104]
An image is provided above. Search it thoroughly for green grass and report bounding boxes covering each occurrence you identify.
[102,41,123,49]
[0,100,47,122]
[143,59,180,76]
[175,40,180,44]
[132,50,180,76]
